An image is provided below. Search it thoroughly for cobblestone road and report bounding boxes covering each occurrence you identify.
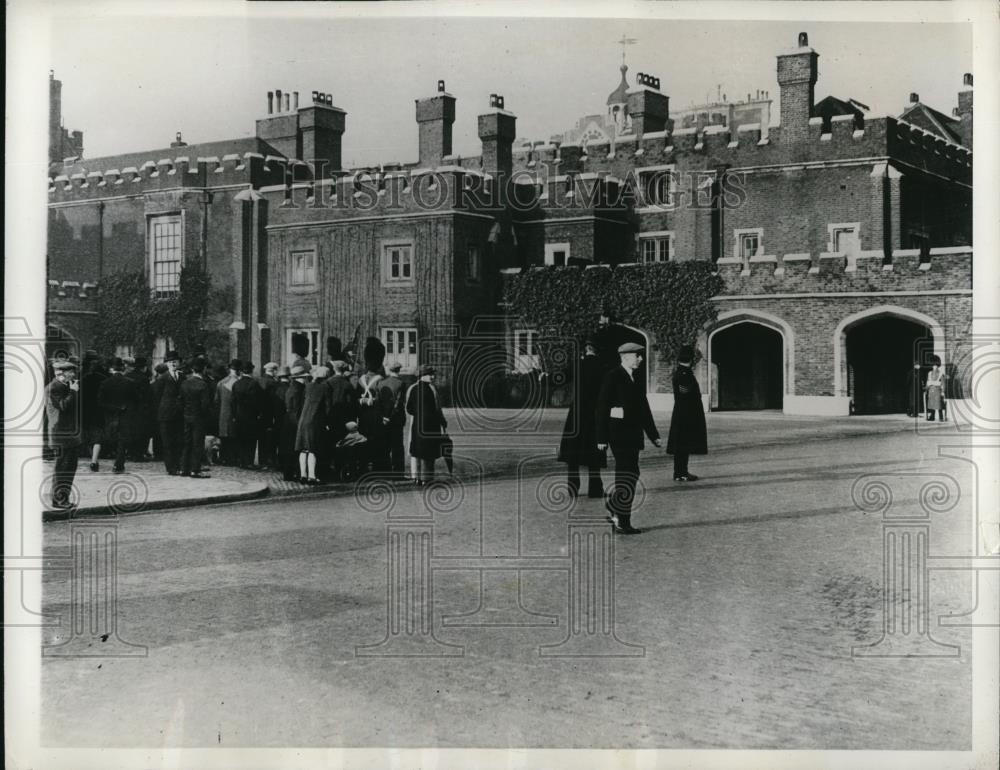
[40,429,980,750]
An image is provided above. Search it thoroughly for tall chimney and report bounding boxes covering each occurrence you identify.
[776,31,819,142]
[293,91,299,111]
[909,92,919,104]
[299,95,346,172]
[956,72,973,149]
[284,93,290,112]
[478,95,516,178]
[626,72,670,137]
[416,79,456,167]
[276,89,283,113]
[267,91,274,115]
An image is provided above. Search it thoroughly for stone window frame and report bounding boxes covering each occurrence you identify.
[288,247,318,292]
[734,227,764,264]
[634,163,677,212]
[147,212,184,298]
[466,243,482,284]
[638,230,675,263]
[381,239,415,286]
[512,328,540,373]
[544,242,571,267]
[827,222,861,254]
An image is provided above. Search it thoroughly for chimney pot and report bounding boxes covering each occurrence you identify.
[267,91,274,114]
[276,89,282,111]
[952,107,960,116]
[798,32,809,47]
[963,72,973,87]
[910,92,919,104]
[438,79,445,93]
[293,91,299,110]
[284,93,290,112]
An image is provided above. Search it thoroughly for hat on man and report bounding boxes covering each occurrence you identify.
[330,360,349,374]
[418,365,436,377]
[109,357,125,371]
[133,355,148,369]
[228,358,243,371]
[290,365,311,379]
[264,361,279,373]
[278,365,292,378]
[345,421,359,432]
[311,365,331,380]
[677,344,695,364]
[617,342,643,355]
[241,361,256,375]
[164,350,181,363]
[52,360,77,372]
[387,361,402,373]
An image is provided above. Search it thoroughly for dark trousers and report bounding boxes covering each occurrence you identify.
[237,435,258,468]
[181,421,206,475]
[673,451,689,477]
[259,426,277,468]
[52,446,80,506]
[105,415,127,471]
[387,426,405,475]
[568,464,604,496]
[159,420,183,474]
[608,447,640,519]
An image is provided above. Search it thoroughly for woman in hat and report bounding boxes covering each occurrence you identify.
[405,365,448,485]
[281,364,310,481]
[295,364,329,484]
[924,355,947,421]
[666,344,708,481]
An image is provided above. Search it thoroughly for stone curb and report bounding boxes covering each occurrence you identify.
[42,483,270,522]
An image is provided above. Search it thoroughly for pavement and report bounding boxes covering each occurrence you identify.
[40,408,963,520]
[37,427,989,751]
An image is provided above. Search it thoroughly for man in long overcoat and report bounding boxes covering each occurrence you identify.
[179,357,214,477]
[46,360,81,509]
[98,357,138,473]
[558,340,607,497]
[323,360,358,478]
[232,361,265,469]
[379,362,408,477]
[125,356,153,461]
[215,359,240,465]
[405,365,448,485]
[258,362,281,468]
[152,351,185,475]
[596,342,661,535]
[666,345,708,481]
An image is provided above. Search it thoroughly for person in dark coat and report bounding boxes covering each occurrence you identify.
[557,340,607,498]
[232,361,265,469]
[80,357,107,471]
[323,360,358,478]
[215,360,241,465]
[152,351,185,475]
[279,365,308,481]
[406,365,448,485]
[666,345,708,481]
[295,365,331,484]
[357,337,390,475]
[596,342,661,535]
[125,356,153,461]
[97,357,138,474]
[379,361,408,477]
[257,362,280,468]
[178,357,213,478]
[46,360,81,509]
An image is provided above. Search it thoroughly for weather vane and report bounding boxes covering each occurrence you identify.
[617,35,638,66]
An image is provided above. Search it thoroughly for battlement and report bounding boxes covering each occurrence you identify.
[713,246,972,295]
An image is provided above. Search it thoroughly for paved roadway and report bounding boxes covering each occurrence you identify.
[40,428,977,750]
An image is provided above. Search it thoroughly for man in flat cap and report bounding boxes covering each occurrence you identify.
[379,361,408,477]
[46,359,81,509]
[152,350,185,475]
[596,342,661,534]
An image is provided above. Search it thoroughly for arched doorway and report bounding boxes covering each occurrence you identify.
[591,323,650,392]
[846,317,931,414]
[710,322,783,410]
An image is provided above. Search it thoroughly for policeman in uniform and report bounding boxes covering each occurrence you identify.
[596,342,661,534]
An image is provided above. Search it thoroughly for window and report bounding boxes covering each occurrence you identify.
[149,214,182,296]
[467,244,481,284]
[290,249,317,288]
[636,164,676,209]
[383,241,414,283]
[735,228,763,262]
[513,329,539,373]
[640,232,674,263]
[544,242,570,267]
[287,328,321,366]
[382,327,418,372]
[828,223,860,254]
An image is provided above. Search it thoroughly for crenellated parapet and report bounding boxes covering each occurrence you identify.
[713,246,972,295]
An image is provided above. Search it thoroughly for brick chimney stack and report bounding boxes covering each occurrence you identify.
[256,89,346,172]
[626,72,670,137]
[478,94,516,178]
[416,80,456,167]
[776,31,819,142]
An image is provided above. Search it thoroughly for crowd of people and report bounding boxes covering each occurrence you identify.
[43,337,454,510]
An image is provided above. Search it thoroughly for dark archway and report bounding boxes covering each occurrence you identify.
[711,323,783,410]
[847,317,931,414]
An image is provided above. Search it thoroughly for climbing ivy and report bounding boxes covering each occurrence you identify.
[93,264,232,361]
[502,261,724,366]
